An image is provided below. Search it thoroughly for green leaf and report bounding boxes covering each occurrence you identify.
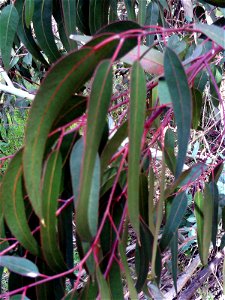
[10,295,31,300]
[164,128,176,174]
[158,77,172,105]
[0,150,40,256]
[76,0,91,35]
[61,0,77,50]
[15,0,48,66]
[89,0,111,34]
[164,47,192,178]
[192,88,202,129]
[119,243,138,299]
[170,232,178,294]
[194,23,225,48]
[96,267,111,299]
[23,38,120,218]
[138,0,146,25]
[33,0,61,63]
[139,174,149,225]
[0,4,19,70]
[100,121,128,174]
[0,256,40,278]
[108,261,124,299]
[40,150,67,272]
[194,191,204,259]
[128,61,147,237]
[24,0,34,28]
[145,1,159,46]
[160,192,188,251]
[210,182,219,248]
[124,0,136,21]
[76,60,113,241]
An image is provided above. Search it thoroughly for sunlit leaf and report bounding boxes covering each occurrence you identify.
[0,4,19,70]
[164,47,192,178]
[128,61,147,237]
[0,256,40,278]
[0,150,40,256]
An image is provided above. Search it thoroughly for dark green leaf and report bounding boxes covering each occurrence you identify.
[108,261,124,299]
[14,0,48,66]
[209,182,219,248]
[76,0,91,35]
[124,0,136,21]
[89,0,111,34]
[0,150,40,256]
[220,234,225,249]
[10,295,31,300]
[33,0,61,63]
[0,4,19,70]
[61,0,77,50]
[194,191,204,260]
[164,128,176,174]
[138,0,147,25]
[40,150,67,272]
[145,1,159,46]
[160,192,188,251]
[164,47,192,178]
[76,60,112,241]
[96,267,111,299]
[192,88,202,129]
[209,162,224,183]
[128,61,147,237]
[139,174,149,224]
[24,0,34,28]
[194,23,225,49]
[0,256,40,278]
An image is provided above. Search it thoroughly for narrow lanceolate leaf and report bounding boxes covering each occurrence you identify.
[194,23,225,49]
[194,191,204,260]
[0,5,19,70]
[61,0,77,50]
[76,0,91,35]
[25,0,34,28]
[124,0,136,21]
[0,150,40,256]
[77,60,113,241]
[210,182,219,248]
[160,192,188,251]
[138,0,146,25]
[96,267,111,300]
[40,150,66,272]
[23,37,120,218]
[145,1,159,46]
[128,61,146,238]
[33,0,61,63]
[164,128,176,174]
[89,0,111,34]
[15,0,48,66]
[164,47,192,178]
[0,256,40,278]
[119,243,138,299]
[202,184,213,265]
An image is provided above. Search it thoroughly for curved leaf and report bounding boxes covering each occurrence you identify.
[40,150,67,272]
[96,267,111,300]
[76,0,91,35]
[128,61,146,237]
[160,192,188,251]
[0,150,40,256]
[77,60,112,241]
[25,0,34,28]
[0,256,40,278]
[89,0,111,34]
[33,0,61,63]
[164,47,192,178]
[61,0,77,50]
[0,4,19,70]
[15,0,48,66]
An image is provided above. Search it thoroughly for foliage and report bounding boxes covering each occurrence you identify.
[0,0,225,299]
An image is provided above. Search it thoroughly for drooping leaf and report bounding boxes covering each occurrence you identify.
[89,0,111,34]
[24,0,34,28]
[75,60,112,241]
[10,295,31,300]
[23,32,136,218]
[160,192,188,251]
[194,191,204,260]
[170,232,178,294]
[108,261,124,299]
[145,1,159,46]
[100,121,128,174]
[194,23,225,49]
[0,4,19,70]
[61,0,77,50]
[0,256,40,278]
[164,128,176,174]
[122,46,164,75]
[158,77,172,104]
[139,173,149,224]
[138,0,147,25]
[209,182,219,248]
[33,0,61,63]
[0,150,40,256]
[119,242,138,299]
[14,0,48,66]
[96,267,111,299]
[124,0,136,20]
[192,88,202,129]
[40,150,67,272]
[164,47,192,178]
[76,0,91,35]
[128,61,147,237]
